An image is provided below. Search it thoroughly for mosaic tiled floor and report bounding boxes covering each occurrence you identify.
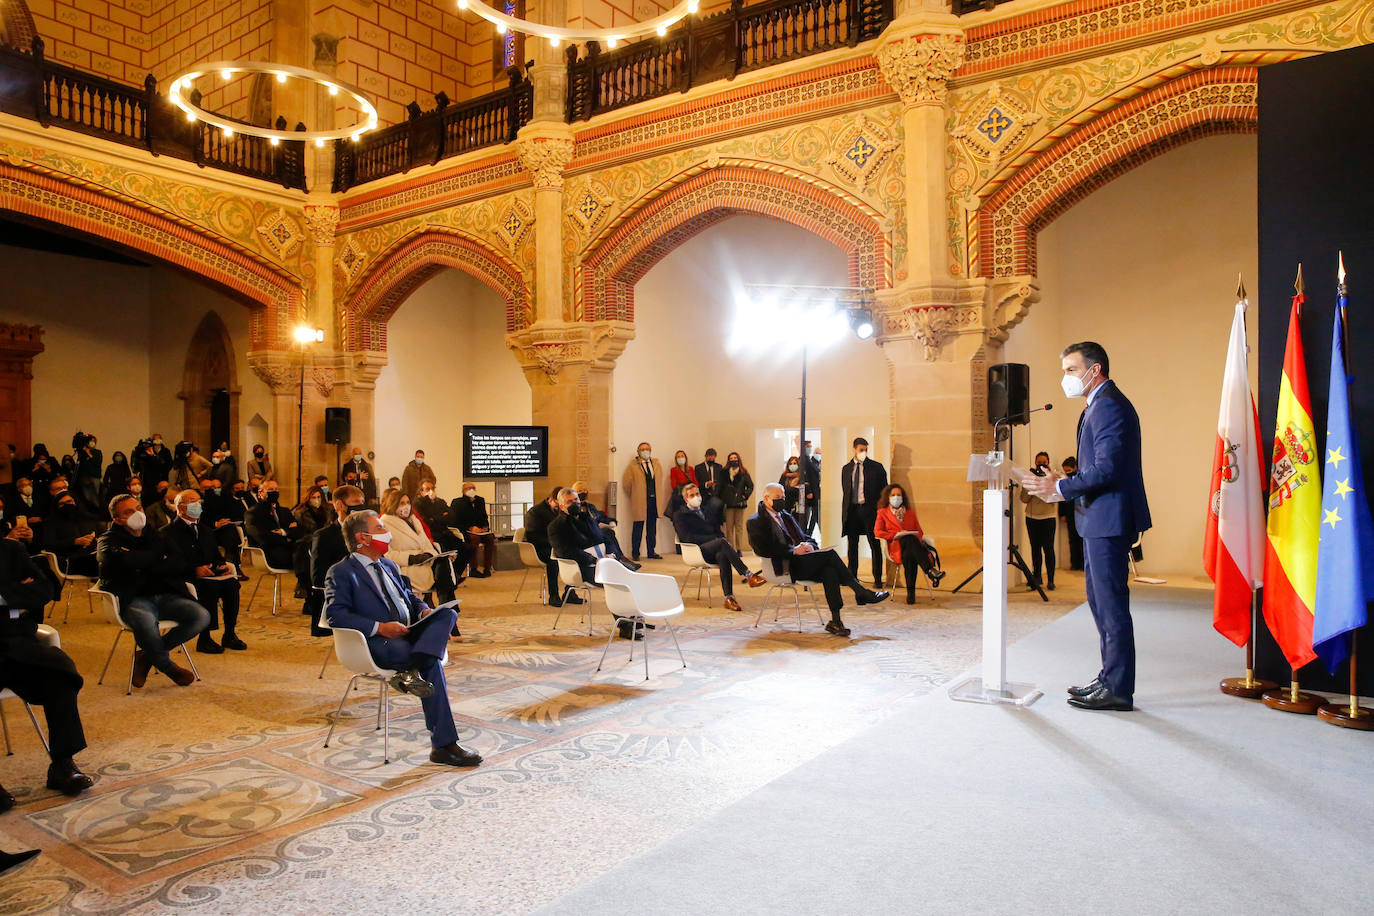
[0,557,1075,915]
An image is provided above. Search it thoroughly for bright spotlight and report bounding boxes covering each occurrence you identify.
[851,307,875,340]
[294,325,317,344]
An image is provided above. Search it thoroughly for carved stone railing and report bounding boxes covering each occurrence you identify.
[565,0,894,121]
[332,69,534,192]
[0,38,307,190]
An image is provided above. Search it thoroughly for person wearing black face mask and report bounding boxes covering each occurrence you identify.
[571,481,637,569]
[198,476,245,572]
[100,451,131,511]
[247,445,274,482]
[42,494,101,577]
[717,452,754,550]
[308,484,367,636]
[244,481,310,598]
[1019,451,1058,592]
[73,433,102,513]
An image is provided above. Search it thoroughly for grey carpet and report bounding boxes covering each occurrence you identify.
[537,587,1374,916]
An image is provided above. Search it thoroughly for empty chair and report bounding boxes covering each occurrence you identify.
[753,562,827,632]
[679,541,715,607]
[513,536,549,605]
[594,557,686,681]
[0,624,60,755]
[241,545,293,616]
[40,550,94,623]
[553,558,596,635]
[91,588,202,695]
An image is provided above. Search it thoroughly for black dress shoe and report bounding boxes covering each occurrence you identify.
[310,626,332,637]
[196,634,224,654]
[1067,685,1133,711]
[1067,677,1103,698]
[563,593,585,605]
[824,620,852,637]
[46,760,94,796]
[0,784,14,814]
[856,589,890,606]
[646,553,663,560]
[616,619,644,641]
[0,848,40,878]
[222,634,247,650]
[429,743,482,767]
[388,669,435,698]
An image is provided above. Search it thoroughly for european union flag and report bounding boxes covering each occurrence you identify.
[1313,287,1374,673]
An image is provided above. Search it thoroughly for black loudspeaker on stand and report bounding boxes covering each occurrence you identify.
[325,407,351,489]
[952,363,1050,602]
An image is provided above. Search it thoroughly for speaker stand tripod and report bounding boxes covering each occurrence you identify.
[951,424,1049,603]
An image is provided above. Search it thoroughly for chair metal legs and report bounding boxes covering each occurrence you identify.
[319,645,333,679]
[97,628,200,695]
[595,615,686,680]
[97,627,126,687]
[753,584,825,632]
[552,585,593,635]
[0,702,42,755]
[683,567,714,607]
[514,567,550,605]
[324,673,392,764]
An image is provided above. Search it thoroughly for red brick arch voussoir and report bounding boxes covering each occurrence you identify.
[976,66,1258,279]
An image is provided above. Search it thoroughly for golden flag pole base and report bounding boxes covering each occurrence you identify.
[1262,680,1324,714]
[1220,670,1277,698]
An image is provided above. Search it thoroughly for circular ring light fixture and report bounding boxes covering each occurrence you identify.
[456,0,701,47]
[165,61,379,145]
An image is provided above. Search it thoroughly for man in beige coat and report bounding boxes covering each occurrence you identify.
[620,441,666,560]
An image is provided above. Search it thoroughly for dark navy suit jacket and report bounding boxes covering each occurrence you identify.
[1058,380,1151,539]
[324,552,427,636]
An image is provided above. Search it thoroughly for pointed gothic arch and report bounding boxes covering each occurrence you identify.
[180,311,240,457]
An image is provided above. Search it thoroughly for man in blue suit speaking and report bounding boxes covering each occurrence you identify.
[325,510,481,766]
[1021,341,1151,711]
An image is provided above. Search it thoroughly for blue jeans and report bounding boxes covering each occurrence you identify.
[120,593,210,673]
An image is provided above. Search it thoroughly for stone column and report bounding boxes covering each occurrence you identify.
[517,126,576,323]
[246,350,307,498]
[506,321,633,505]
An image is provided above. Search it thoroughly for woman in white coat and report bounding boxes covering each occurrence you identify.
[379,488,458,609]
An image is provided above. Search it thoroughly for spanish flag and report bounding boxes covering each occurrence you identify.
[1261,290,1321,670]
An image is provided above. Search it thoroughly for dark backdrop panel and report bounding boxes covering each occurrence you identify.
[1257,44,1374,692]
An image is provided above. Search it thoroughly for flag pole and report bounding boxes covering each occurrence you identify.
[1317,252,1374,729]
[1220,275,1276,698]
[1261,263,1324,715]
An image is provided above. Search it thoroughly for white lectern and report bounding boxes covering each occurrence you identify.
[947,452,1043,707]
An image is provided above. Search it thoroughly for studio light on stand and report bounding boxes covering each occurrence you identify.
[294,325,324,504]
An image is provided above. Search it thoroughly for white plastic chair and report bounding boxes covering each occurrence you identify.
[241,545,293,616]
[1,623,60,755]
[40,550,94,623]
[679,541,715,607]
[314,587,333,679]
[91,588,202,695]
[513,540,549,604]
[594,557,686,680]
[753,561,827,631]
[553,557,596,635]
[321,626,403,764]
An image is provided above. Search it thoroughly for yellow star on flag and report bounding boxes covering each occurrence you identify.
[1334,478,1354,499]
[1324,507,1343,529]
[1328,446,1346,469]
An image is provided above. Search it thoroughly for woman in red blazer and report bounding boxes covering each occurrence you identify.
[669,450,699,491]
[873,483,944,603]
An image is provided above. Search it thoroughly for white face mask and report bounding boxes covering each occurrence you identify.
[398,505,411,518]
[855,451,867,462]
[125,510,147,531]
[687,495,702,509]
[371,530,392,543]
[889,494,903,508]
[639,450,651,460]
[414,458,424,466]
[463,490,476,499]
[309,497,323,508]
[788,463,798,472]
[676,457,686,466]
[1061,365,1096,398]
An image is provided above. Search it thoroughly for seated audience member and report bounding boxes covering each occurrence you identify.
[96,494,210,687]
[147,485,180,531]
[9,477,45,533]
[244,480,311,598]
[669,450,698,492]
[401,450,437,500]
[451,483,496,578]
[1,495,57,600]
[548,487,645,639]
[292,485,336,538]
[379,489,458,611]
[146,479,170,512]
[100,451,132,510]
[232,479,257,513]
[341,448,378,504]
[413,482,462,554]
[198,475,243,569]
[246,445,274,482]
[747,483,889,637]
[127,476,145,510]
[165,489,245,653]
[672,484,764,612]
[325,511,479,768]
[0,536,94,809]
[313,475,332,500]
[572,481,637,569]
[718,452,755,549]
[694,449,724,500]
[778,456,803,515]
[873,484,945,604]
[386,476,401,493]
[523,489,575,607]
[210,448,236,487]
[308,484,366,636]
[42,492,102,577]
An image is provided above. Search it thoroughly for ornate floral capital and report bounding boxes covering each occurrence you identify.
[517,134,576,192]
[246,351,298,394]
[986,278,1040,343]
[877,32,965,109]
[304,205,340,247]
[877,284,985,361]
[507,321,634,382]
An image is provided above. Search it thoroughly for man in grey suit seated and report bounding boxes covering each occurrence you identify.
[325,510,481,767]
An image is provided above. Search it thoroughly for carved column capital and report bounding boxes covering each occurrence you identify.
[304,204,340,247]
[348,351,389,392]
[506,321,634,382]
[876,284,985,361]
[246,350,300,394]
[876,30,965,109]
[517,128,576,192]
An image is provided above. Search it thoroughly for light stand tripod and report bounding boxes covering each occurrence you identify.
[951,416,1049,602]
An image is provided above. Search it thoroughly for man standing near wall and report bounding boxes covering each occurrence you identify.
[840,437,886,586]
[621,442,665,561]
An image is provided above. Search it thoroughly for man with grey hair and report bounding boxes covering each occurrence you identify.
[325,510,480,767]
[672,483,765,612]
[747,482,889,636]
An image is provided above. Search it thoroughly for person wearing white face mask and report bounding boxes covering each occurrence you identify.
[379,489,457,607]
[1020,341,1150,712]
[873,483,944,604]
[165,489,244,654]
[620,441,666,560]
[401,450,436,501]
[671,484,765,611]
[95,494,210,688]
[841,436,888,587]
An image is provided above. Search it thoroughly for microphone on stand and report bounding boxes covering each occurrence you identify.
[994,403,1053,443]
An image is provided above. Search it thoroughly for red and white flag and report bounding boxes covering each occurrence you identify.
[1205,297,1265,645]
